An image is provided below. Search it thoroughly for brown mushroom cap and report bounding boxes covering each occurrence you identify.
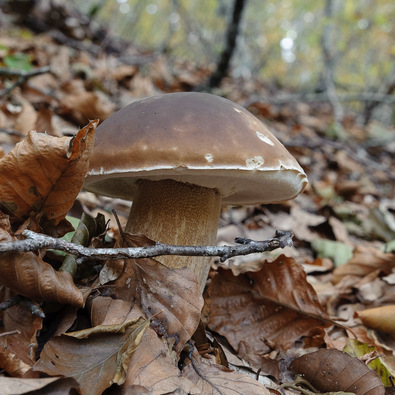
[84,92,307,204]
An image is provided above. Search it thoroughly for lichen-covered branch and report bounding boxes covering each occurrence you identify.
[0,230,293,263]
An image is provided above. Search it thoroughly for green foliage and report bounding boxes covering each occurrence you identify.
[60,213,106,277]
[3,52,33,71]
[384,239,395,253]
[311,238,353,267]
[63,216,81,242]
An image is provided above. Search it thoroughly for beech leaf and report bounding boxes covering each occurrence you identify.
[289,349,385,394]
[34,317,150,395]
[0,120,97,235]
[343,339,393,387]
[182,358,271,395]
[0,213,84,306]
[109,233,204,352]
[0,287,43,372]
[332,245,395,283]
[208,255,331,367]
[122,326,196,393]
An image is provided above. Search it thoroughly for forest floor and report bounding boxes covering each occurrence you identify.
[0,7,395,395]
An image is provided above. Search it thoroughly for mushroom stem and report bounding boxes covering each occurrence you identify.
[125,179,222,292]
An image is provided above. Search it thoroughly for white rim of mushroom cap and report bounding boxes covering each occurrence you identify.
[84,92,308,205]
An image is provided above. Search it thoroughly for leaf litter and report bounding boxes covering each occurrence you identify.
[0,10,394,395]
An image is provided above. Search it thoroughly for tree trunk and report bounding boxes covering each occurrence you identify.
[201,0,248,90]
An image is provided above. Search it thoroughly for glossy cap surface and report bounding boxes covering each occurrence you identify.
[84,92,308,204]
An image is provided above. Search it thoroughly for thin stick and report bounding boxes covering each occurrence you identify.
[0,66,51,97]
[0,230,293,263]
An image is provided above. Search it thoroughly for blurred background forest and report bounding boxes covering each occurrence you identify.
[0,0,394,198]
[71,0,395,126]
[1,0,394,129]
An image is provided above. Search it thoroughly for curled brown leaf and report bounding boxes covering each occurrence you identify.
[0,286,43,372]
[0,213,83,306]
[0,120,97,235]
[0,250,84,307]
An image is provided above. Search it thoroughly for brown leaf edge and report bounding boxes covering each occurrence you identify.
[0,213,83,307]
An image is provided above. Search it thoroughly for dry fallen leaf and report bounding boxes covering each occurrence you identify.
[0,350,33,379]
[0,120,97,235]
[106,233,204,352]
[60,91,113,125]
[0,377,80,395]
[34,317,151,395]
[333,245,395,284]
[0,213,84,306]
[0,249,84,306]
[356,305,395,338]
[122,315,271,394]
[208,255,331,367]
[122,326,195,394]
[181,353,271,395]
[289,349,385,394]
[34,107,62,137]
[13,100,37,136]
[0,288,43,374]
[344,339,393,387]
[111,64,138,82]
[269,205,326,243]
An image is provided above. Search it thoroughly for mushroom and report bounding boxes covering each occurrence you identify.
[84,92,308,292]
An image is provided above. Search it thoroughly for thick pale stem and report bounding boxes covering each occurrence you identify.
[125,179,222,292]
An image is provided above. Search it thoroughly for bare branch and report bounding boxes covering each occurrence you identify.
[0,65,51,97]
[0,66,51,77]
[0,294,23,311]
[0,330,21,338]
[0,230,293,263]
[199,0,248,90]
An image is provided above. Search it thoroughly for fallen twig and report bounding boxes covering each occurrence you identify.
[0,294,23,310]
[0,330,21,338]
[0,230,293,263]
[0,65,51,97]
[0,294,44,317]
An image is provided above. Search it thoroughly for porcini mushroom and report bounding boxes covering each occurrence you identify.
[84,92,308,292]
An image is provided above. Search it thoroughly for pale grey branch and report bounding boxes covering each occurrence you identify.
[0,230,293,263]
